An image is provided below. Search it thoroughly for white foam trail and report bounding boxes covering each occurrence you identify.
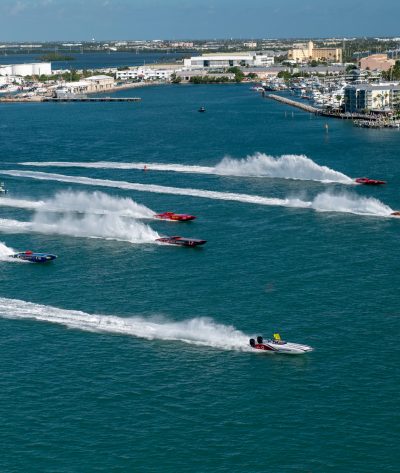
[20,160,213,174]
[0,213,159,244]
[0,169,311,209]
[0,191,155,219]
[0,241,23,263]
[20,153,354,184]
[214,153,354,184]
[311,191,393,216]
[0,170,393,218]
[0,197,44,211]
[0,297,250,351]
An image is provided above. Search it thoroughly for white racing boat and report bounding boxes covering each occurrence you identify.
[249,334,313,355]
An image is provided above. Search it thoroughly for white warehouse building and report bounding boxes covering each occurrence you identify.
[0,62,51,77]
[183,53,274,69]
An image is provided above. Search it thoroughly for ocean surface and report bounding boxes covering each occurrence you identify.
[0,51,186,70]
[0,84,399,472]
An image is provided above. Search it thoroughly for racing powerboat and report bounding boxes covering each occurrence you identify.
[10,250,57,263]
[391,211,400,217]
[0,182,7,194]
[249,334,313,355]
[198,106,206,112]
[355,177,386,185]
[156,236,206,247]
[154,212,196,221]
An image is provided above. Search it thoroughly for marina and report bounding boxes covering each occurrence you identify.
[266,93,391,121]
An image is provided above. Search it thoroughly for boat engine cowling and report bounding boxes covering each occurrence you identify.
[249,338,255,347]
[257,336,263,344]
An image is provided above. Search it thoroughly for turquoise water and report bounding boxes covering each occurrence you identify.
[0,84,399,472]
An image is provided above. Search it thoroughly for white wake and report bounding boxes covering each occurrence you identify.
[0,190,155,219]
[0,241,23,263]
[0,170,394,218]
[20,153,354,184]
[0,212,159,244]
[0,297,250,351]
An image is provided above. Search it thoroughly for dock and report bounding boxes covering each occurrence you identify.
[266,94,318,113]
[0,96,141,103]
[43,97,141,102]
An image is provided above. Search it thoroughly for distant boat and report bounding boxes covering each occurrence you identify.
[0,182,7,194]
[198,106,206,113]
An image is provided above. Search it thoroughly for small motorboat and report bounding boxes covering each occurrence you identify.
[249,334,313,355]
[0,182,7,194]
[10,250,57,263]
[156,236,206,247]
[154,212,196,222]
[355,177,386,185]
[198,106,206,113]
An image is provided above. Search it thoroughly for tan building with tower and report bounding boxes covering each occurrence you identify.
[288,41,342,63]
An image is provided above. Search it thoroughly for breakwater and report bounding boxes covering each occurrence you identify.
[267,94,318,113]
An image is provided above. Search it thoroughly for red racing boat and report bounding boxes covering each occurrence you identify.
[355,177,386,185]
[156,236,206,247]
[154,212,196,221]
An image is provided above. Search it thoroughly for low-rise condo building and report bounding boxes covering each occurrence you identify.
[344,84,400,112]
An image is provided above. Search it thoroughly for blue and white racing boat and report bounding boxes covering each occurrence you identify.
[11,250,57,263]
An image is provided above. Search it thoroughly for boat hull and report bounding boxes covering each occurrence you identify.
[11,252,57,263]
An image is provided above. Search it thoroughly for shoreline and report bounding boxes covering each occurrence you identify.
[0,80,166,103]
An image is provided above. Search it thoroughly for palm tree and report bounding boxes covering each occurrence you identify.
[374,94,381,110]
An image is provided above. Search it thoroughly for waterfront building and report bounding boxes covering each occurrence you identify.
[116,67,173,81]
[0,62,51,77]
[359,54,395,71]
[85,75,114,91]
[183,52,274,69]
[170,42,194,48]
[344,84,400,112]
[288,41,342,63]
[54,75,114,96]
[243,67,285,79]
[175,71,235,83]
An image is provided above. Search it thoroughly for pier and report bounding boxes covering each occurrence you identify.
[43,97,141,102]
[0,96,141,103]
[266,94,319,113]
